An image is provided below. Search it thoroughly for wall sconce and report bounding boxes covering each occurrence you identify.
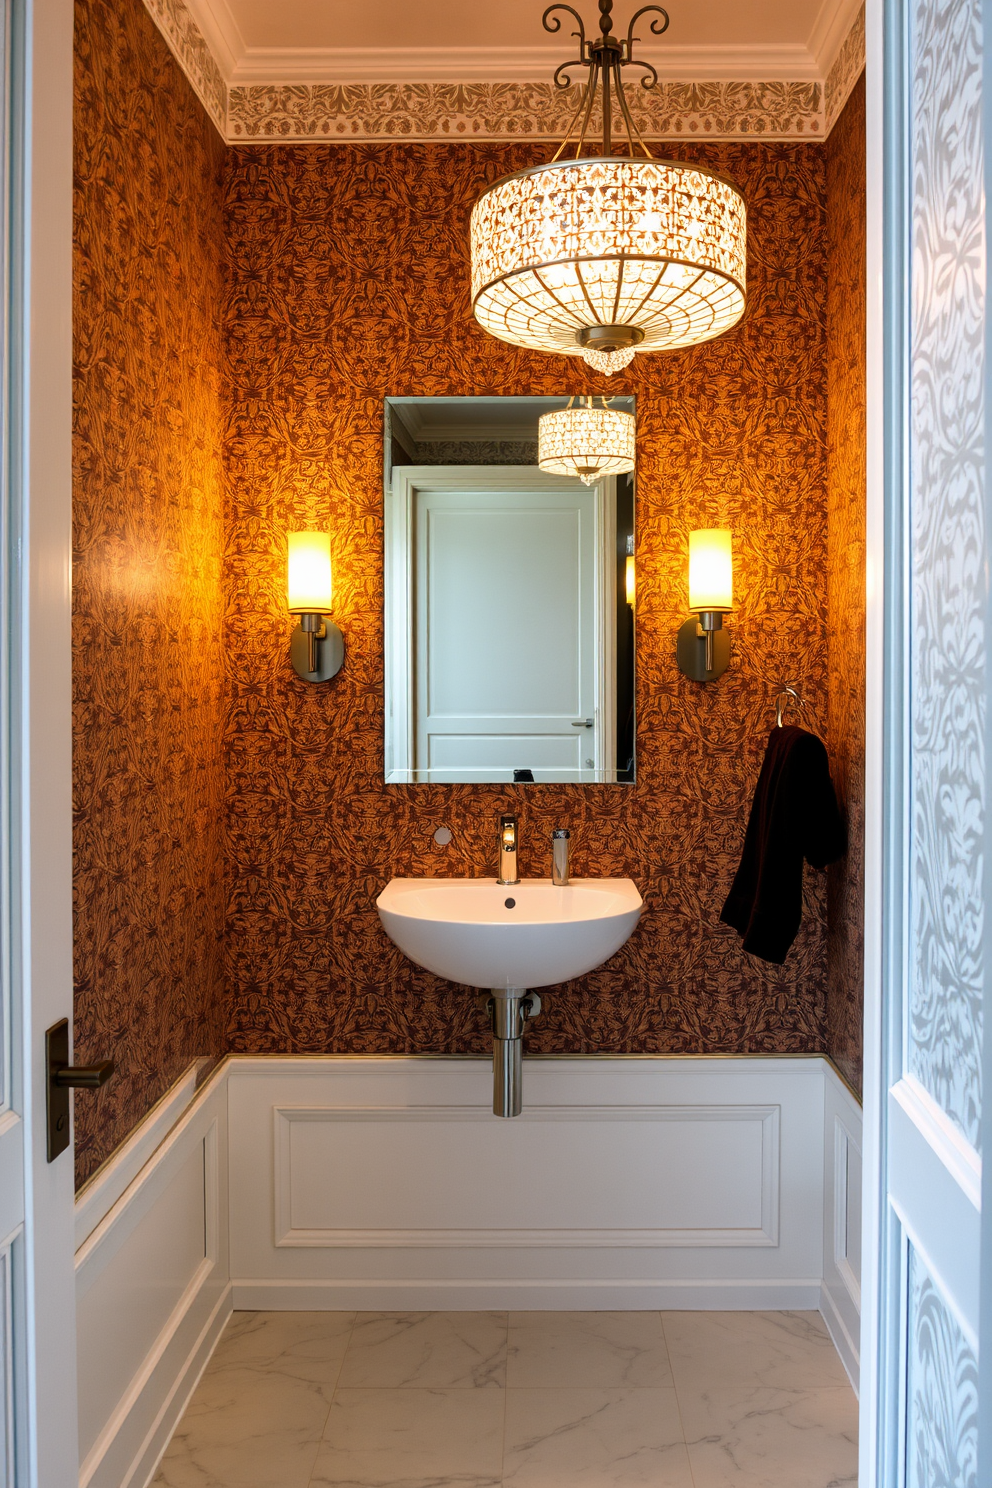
[288,531,344,682]
[625,534,635,607]
[676,528,732,682]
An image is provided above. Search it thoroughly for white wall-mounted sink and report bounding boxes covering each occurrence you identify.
[376,877,643,990]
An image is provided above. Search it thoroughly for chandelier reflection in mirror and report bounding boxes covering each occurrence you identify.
[470,0,747,375]
[538,397,636,483]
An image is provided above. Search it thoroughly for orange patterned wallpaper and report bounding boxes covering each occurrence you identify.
[222,140,834,1058]
[72,0,227,1185]
[825,76,867,1094]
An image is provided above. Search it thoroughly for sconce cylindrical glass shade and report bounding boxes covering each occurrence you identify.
[287,531,332,613]
[688,528,733,612]
[625,555,636,607]
[471,159,747,366]
[538,405,636,485]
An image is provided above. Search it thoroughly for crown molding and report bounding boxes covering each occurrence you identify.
[139,0,865,143]
[181,0,245,77]
[823,2,864,130]
[807,0,865,74]
[227,42,820,86]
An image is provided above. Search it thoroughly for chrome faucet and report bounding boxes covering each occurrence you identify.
[496,813,519,885]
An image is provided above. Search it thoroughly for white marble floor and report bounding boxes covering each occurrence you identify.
[153,1310,858,1488]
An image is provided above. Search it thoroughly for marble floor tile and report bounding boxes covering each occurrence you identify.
[311,1386,504,1488]
[662,1311,851,1391]
[502,1386,694,1488]
[152,1364,334,1488]
[680,1384,859,1488]
[209,1311,356,1384]
[337,1311,508,1388]
[506,1312,672,1389]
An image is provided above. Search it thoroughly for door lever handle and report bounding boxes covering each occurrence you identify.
[46,1018,114,1162]
[55,1061,114,1089]
[571,718,594,727]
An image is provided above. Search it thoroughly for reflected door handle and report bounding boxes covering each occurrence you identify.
[571,719,594,727]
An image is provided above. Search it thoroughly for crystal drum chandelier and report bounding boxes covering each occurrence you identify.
[470,0,747,375]
[538,398,636,483]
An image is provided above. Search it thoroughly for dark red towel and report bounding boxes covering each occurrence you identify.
[720,724,846,964]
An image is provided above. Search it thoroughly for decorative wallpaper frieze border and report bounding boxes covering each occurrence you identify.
[825,5,866,132]
[226,79,824,142]
[142,0,227,132]
[139,0,864,143]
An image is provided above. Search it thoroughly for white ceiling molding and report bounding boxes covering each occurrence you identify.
[226,42,821,86]
[824,3,865,130]
[181,0,245,78]
[140,0,865,143]
[807,0,865,73]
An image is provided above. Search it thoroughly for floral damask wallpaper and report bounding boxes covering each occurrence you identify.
[72,0,227,1185]
[221,139,834,1059]
[826,77,867,1094]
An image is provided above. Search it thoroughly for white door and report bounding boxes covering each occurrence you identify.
[863,0,987,1475]
[389,467,615,784]
[0,0,77,1483]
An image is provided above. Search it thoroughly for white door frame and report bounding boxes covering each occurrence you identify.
[6,0,77,1482]
[860,0,886,1472]
[385,466,618,784]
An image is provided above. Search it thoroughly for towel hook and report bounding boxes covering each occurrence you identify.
[775,683,805,728]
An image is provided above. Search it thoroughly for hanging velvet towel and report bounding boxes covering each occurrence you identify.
[720,724,846,964]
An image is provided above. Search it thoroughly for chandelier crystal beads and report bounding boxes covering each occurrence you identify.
[470,1,747,374]
[538,399,636,483]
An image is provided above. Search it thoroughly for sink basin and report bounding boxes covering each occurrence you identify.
[376,877,643,989]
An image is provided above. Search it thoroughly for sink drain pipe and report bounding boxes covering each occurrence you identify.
[487,990,541,1117]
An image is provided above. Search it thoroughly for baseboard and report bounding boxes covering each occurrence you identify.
[232,1277,825,1310]
[123,1281,232,1488]
[820,1277,860,1393]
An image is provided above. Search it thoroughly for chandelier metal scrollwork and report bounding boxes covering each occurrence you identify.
[470,0,748,375]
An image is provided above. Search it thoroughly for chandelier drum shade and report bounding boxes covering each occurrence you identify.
[469,0,748,374]
[538,398,636,483]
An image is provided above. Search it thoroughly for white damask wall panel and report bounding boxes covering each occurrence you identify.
[907,1245,978,1487]
[908,0,985,1151]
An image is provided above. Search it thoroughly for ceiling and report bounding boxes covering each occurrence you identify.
[186,0,861,83]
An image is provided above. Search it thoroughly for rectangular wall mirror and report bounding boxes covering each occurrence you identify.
[384,396,636,785]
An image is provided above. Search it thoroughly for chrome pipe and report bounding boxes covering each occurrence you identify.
[488,989,541,1118]
[493,1030,523,1118]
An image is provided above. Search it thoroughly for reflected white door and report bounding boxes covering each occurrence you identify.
[391,467,614,783]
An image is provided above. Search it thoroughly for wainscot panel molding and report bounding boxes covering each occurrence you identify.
[76,1053,862,1487]
[75,1067,231,1488]
[227,1054,856,1313]
[821,1066,863,1391]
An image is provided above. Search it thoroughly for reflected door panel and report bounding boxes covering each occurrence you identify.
[415,485,596,782]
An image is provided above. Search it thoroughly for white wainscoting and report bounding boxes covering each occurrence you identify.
[76,1052,862,1488]
[821,1066,864,1392]
[228,1055,839,1312]
[75,1066,231,1488]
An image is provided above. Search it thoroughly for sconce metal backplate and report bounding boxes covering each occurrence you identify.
[676,617,730,682]
[291,618,344,682]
